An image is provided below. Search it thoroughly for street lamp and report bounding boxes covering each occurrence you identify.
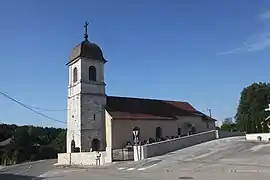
[132,128,139,145]
[132,127,140,161]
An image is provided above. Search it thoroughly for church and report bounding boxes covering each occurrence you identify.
[60,22,216,165]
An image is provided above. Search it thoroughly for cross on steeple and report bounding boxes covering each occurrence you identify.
[84,21,89,42]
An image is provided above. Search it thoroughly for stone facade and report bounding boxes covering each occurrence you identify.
[66,56,107,153]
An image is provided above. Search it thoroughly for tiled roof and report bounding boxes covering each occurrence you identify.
[106,96,213,120]
[68,40,106,65]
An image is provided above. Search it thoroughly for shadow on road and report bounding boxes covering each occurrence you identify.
[0,173,60,180]
[0,173,42,180]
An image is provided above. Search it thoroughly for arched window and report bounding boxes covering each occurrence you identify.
[156,127,162,139]
[89,66,96,81]
[177,128,181,136]
[73,67,78,83]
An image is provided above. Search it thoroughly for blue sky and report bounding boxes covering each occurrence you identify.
[0,0,270,127]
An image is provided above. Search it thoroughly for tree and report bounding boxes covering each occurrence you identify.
[220,117,238,132]
[235,82,270,133]
[0,124,66,165]
[50,130,66,153]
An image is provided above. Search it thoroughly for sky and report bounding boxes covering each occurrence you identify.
[0,0,270,128]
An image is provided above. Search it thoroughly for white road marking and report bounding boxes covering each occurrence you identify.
[211,169,222,172]
[178,168,192,171]
[137,163,157,171]
[15,165,32,175]
[118,167,126,170]
[7,160,46,168]
[38,169,84,178]
[127,168,135,171]
[235,169,258,173]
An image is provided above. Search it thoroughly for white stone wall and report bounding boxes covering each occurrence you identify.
[67,59,82,153]
[57,151,108,166]
[105,111,113,163]
[246,133,270,141]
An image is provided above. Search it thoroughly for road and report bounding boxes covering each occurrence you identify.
[1,137,270,179]
[0,159,58,180]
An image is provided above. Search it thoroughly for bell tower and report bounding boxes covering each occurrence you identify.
[66,21,107,153]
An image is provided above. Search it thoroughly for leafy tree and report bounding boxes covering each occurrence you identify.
[0,124,66,165]
[220,117,238,132]
[50,130,66,153]
[235,82,270,133]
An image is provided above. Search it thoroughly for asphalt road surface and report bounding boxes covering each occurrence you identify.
[2,137,270,180]
[0,159,57,180]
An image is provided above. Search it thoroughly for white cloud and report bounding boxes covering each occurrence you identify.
[246,33,270,51]
[218,10,270,56]
[218,32,270,55]
[260,10,270,19]
[217,47,242,56]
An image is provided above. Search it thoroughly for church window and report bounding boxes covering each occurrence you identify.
[177,128,181,135]
[156,127,162,139]
[73,67,78,83]
[89,66,96,81]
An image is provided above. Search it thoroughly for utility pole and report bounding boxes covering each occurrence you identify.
[207,108,212,118]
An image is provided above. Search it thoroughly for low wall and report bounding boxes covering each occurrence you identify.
[217,130,245,139]
[246,133,270,141]
[113,149,133,161]
[137,130,217,159]
[57,151,109,166]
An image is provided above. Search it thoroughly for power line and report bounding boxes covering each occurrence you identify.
[0,91,66,124]
[25,105,69,112]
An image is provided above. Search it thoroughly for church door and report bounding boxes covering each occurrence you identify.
[91,139,100,151]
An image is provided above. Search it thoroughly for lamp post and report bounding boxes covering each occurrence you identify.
[133,129,139,146]
[132,128,140,161]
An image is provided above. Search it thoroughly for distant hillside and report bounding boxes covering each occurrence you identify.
[0,124,66,165]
